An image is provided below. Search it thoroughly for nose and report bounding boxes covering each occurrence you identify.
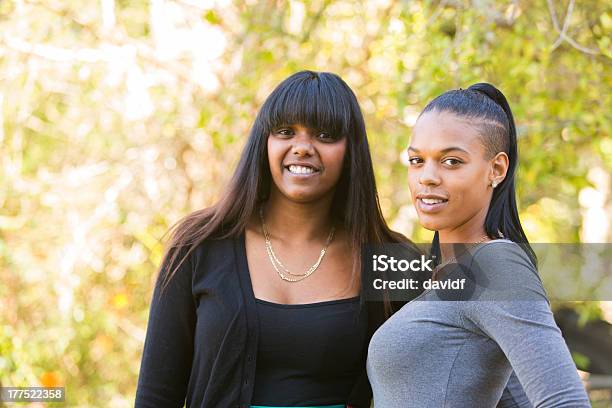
[418,161,441,186]
[291,130,315,157]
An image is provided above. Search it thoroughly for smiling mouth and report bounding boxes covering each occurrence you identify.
[417,196,449,213]
[420,198,448,205]
[285,164,320,175]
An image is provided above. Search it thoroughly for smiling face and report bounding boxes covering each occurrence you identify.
[267,123,347,203]
[407,110,508,239]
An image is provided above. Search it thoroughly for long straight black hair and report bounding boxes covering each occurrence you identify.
[159,70,407,300]
[421,83,537,268]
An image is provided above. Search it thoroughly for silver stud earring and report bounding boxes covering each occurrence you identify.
[491,180,499,188]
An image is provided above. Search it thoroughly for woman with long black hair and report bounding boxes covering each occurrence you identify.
[367,84,590,407]
[134,70,413,408]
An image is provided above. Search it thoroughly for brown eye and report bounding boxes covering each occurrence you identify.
[408,157,422,165]
[275,128,293,136]
[317,131,339,141]
[442,158,462,166]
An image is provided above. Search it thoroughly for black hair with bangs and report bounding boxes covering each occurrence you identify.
[260,70,355,140]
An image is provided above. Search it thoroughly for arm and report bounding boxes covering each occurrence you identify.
[497,371,533,408]
[135,248,197,408]
[346,300,381,408]
[346,370,373,408]
[462,243,590,408]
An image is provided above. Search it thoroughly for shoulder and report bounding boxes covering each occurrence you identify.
[193,236,242,272]
[161,236,240,283]
[464,240,546,301]
[470,240,536,276]
[457,242,556,332]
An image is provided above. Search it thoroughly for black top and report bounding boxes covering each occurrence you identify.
[251,297,367,406]
[135,235,389,408]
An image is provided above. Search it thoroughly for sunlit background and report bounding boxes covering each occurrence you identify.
[1,0,610,406]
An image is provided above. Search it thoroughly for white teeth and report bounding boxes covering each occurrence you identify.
[288,165,316,174]
[422,198,445,204]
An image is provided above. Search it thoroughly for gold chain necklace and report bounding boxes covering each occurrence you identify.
[434,234,490,275]
[259,207,335,283]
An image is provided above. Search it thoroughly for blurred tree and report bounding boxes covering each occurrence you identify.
[0,0,609,406]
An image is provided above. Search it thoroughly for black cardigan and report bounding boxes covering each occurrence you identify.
[135,235,392,408]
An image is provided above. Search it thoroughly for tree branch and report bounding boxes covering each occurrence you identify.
[546,0,600,55]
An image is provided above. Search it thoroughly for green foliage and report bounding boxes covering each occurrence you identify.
[572,351,591,371]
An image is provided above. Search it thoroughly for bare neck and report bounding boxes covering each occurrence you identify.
[261,189,336,244]
[438,205,489,260]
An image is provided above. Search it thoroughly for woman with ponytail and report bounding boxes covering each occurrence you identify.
[135,71,414,408]
[367,84,590,407]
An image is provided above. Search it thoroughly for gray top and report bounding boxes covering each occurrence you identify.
[366,240,590,407]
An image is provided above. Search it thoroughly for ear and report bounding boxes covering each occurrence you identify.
[489,152,509,188]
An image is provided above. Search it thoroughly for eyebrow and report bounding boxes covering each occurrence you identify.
[408,146,470,155]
